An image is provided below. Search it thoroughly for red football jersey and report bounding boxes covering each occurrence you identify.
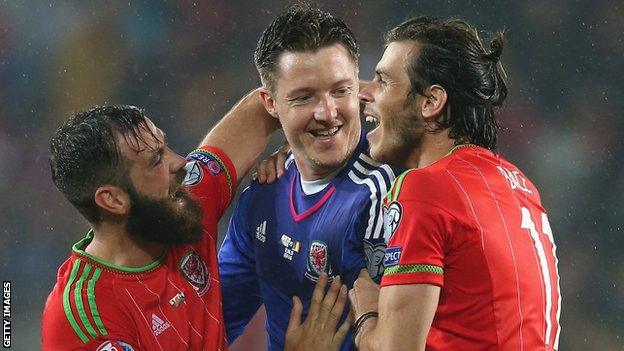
[380,146,561,351]
[42,146,237,351]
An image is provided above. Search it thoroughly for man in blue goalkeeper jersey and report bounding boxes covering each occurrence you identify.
[218,5,401,351]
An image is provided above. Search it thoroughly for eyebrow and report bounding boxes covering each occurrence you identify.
[285,78,355,99]
[148,144,165,165]
[285,88,314,99]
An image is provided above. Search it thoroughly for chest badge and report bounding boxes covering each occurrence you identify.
[305,240,333,282]
[281,234,301,260]
[179,251,210,297]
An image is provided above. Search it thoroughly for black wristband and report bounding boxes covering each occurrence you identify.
[352,311,379,342]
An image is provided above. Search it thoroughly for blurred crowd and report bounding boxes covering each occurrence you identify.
[0,1,621,350]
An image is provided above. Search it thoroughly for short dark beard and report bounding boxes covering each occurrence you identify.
[125,177,204,246]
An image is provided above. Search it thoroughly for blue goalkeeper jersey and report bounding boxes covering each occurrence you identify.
[218,132,400,351]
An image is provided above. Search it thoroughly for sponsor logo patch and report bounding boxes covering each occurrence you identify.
[383,202,403,239]
[384,246,402,267]
[188,152,222,175]
[96,340,135,351]
[169,292,185,308]
[363,239,387,281]
[183,161,203,186]
[280,234,300,260]
[180,251,210,296]
[151,314,171,336]
[305,240,333,282]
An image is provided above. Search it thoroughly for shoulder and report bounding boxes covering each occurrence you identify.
[42,257,131,348]
[344,151,397,197]
[185,146,237,200]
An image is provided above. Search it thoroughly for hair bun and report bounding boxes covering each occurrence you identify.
[486,29,505,63]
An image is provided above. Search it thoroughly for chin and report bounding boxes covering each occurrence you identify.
[370,145,393,165]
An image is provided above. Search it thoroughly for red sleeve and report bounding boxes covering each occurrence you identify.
[184,145,238,219]
[380,169,469,288]
[380,199,453,287]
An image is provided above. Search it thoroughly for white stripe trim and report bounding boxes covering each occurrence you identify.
[348,165,388,240]
[351,158,396,239]
[285,153,295,170]
[358,153,396,180]
[348,170,378,239]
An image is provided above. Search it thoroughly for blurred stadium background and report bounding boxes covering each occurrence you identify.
[0,1,622,350]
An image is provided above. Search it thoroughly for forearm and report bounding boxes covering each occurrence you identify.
[354,317,385,351]
[200,88,281,180]
[356,315,426,351]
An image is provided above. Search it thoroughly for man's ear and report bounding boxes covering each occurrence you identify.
[94,185,130,217]
[420,84,448,119]
[259,88,280,119]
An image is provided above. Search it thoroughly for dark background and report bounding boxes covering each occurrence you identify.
[0,1,622,349]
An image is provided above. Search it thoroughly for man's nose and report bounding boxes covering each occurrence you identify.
[313,95,338,122]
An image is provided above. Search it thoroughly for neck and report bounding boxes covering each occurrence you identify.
[85,221,166,268]
[405,130,455,169]
[294,155,347,181]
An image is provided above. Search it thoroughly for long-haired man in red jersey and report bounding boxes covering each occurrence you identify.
[348,16,562,351]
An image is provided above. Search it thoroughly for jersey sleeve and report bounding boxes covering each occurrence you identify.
[380,199,456,287]
[217,186,262,344]
[380,169,468,288]
[185,145,238,219]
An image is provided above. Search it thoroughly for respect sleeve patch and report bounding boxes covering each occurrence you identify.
[383,246,402,267]
[188,151,223,175]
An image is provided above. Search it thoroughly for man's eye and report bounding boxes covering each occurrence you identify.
[291,95,312,103]
[334,87,352,96]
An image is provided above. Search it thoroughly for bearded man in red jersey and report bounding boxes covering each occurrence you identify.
[41,93,280,350]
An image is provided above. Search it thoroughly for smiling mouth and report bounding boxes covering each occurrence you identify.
[309,126,340,138]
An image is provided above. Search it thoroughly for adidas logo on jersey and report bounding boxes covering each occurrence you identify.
[152,314,171,336]
[256,220,267,243]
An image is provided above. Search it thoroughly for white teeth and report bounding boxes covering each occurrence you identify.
[312,126,339,137]
[365,115,379,126]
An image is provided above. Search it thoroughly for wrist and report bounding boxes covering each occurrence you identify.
[353,311,378,348]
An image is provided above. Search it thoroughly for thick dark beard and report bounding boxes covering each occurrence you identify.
[125,183,204,246]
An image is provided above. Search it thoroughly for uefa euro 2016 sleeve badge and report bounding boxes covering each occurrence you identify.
[183,161,203,187]
[305,240,333,282]
[383,201,403,240]
[179,251,210,297]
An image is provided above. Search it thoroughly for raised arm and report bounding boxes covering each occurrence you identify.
[201,88,281,181]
